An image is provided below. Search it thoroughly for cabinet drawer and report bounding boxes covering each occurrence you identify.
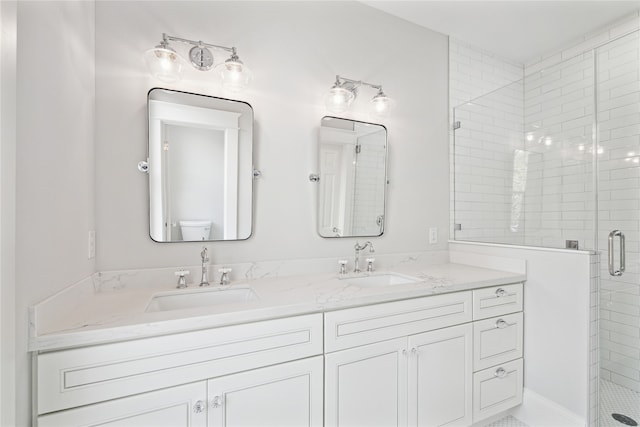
[472,358,523,423]
[473,283,523,320]
[325,292,472,352]
[473,312,523,371]
[38,381,207,427]
[37,313,323,415]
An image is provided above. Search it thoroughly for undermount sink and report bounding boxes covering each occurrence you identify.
[345,273,421,288]
[145,286,259,312]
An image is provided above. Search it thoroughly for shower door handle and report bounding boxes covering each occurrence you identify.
[608,230,625,276]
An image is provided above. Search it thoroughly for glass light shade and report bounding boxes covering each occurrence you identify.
[216,60,252,92]
[144,47,184,83]
[325,87,355,113]
[369,93,393,119]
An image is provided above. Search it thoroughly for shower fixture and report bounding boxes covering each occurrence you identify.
[324,75,393,119]
[144,33,251,92]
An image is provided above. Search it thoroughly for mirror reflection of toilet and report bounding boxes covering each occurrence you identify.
[179,220,212,241]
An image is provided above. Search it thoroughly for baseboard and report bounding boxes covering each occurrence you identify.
[509,388,586,426]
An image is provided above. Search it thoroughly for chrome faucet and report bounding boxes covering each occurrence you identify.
[199,247,210,287]
[219,268,232,286]
[353,241,375,273]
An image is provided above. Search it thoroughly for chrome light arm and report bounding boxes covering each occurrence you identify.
[162,33,235,54]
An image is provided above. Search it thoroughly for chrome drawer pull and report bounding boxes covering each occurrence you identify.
[495,288,507,297]
[495,319,509,329]
[494,367,508,379]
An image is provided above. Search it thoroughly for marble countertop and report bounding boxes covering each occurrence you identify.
[29,258,526,352]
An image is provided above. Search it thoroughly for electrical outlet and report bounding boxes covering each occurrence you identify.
[428,227,438,244]
[88,230,96,259]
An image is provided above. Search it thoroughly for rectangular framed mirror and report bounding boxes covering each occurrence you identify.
[146,88,253,242]
[317,116,387,238]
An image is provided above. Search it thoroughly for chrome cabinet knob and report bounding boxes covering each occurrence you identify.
[193,400,206,414]
[494,367,508,378]
[211,396,222,408]
[495,288,507,297]
[495,319,508,329]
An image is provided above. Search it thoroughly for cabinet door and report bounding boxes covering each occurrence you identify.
[208,356,323,427]
[325,338,408,427]
[38,381,207,427]
[408,324,472,427]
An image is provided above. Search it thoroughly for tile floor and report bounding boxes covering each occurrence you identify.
[483,415,529,427]
[600,380,640,427]
[480,380,640,427]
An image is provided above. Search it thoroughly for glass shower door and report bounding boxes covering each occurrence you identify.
[596,29,640,427]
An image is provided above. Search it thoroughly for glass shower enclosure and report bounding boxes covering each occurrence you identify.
[453,29,640,426]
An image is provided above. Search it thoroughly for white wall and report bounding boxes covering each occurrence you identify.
[15,2,95,424]
[95,1,450,270]
[166,125,225,240]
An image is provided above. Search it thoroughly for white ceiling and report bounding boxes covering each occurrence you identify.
[364,1,640,64]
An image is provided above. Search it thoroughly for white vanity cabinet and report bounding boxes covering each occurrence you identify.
[35,313,323,426]
[408,324,473,426]
[325,337,409,426]
[38,381,208,427]
[471,284,524,422]
[34,281,525,427]
[207,356,323,427]
[38,358,324,427]
[324,283,524,427]
[324,292,474,427]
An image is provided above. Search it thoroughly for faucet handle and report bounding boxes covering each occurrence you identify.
[338,259,348,275]
[366,258,375,272]
[201,247,209,262]
[218,268,232,286]
[175,269,190,289]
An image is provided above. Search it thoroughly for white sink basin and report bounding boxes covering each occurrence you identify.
[345,273,421,288]
[145,286,259,312]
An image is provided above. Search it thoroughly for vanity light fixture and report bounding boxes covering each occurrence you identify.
[324,75,393,118]
[144,33,251,92]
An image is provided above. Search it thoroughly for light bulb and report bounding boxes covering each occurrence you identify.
[144,46,184,83]
[324,86,355,113]
[217,57,251,92]
[369,90,392,119]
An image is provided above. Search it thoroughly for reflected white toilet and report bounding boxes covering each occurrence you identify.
[179,220,212,241]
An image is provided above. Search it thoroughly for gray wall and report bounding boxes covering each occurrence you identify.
[7,2,451,424]
[94,1,450,270]
[14,2,96,424]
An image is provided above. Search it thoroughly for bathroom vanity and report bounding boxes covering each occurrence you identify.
[31,261,525,426]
